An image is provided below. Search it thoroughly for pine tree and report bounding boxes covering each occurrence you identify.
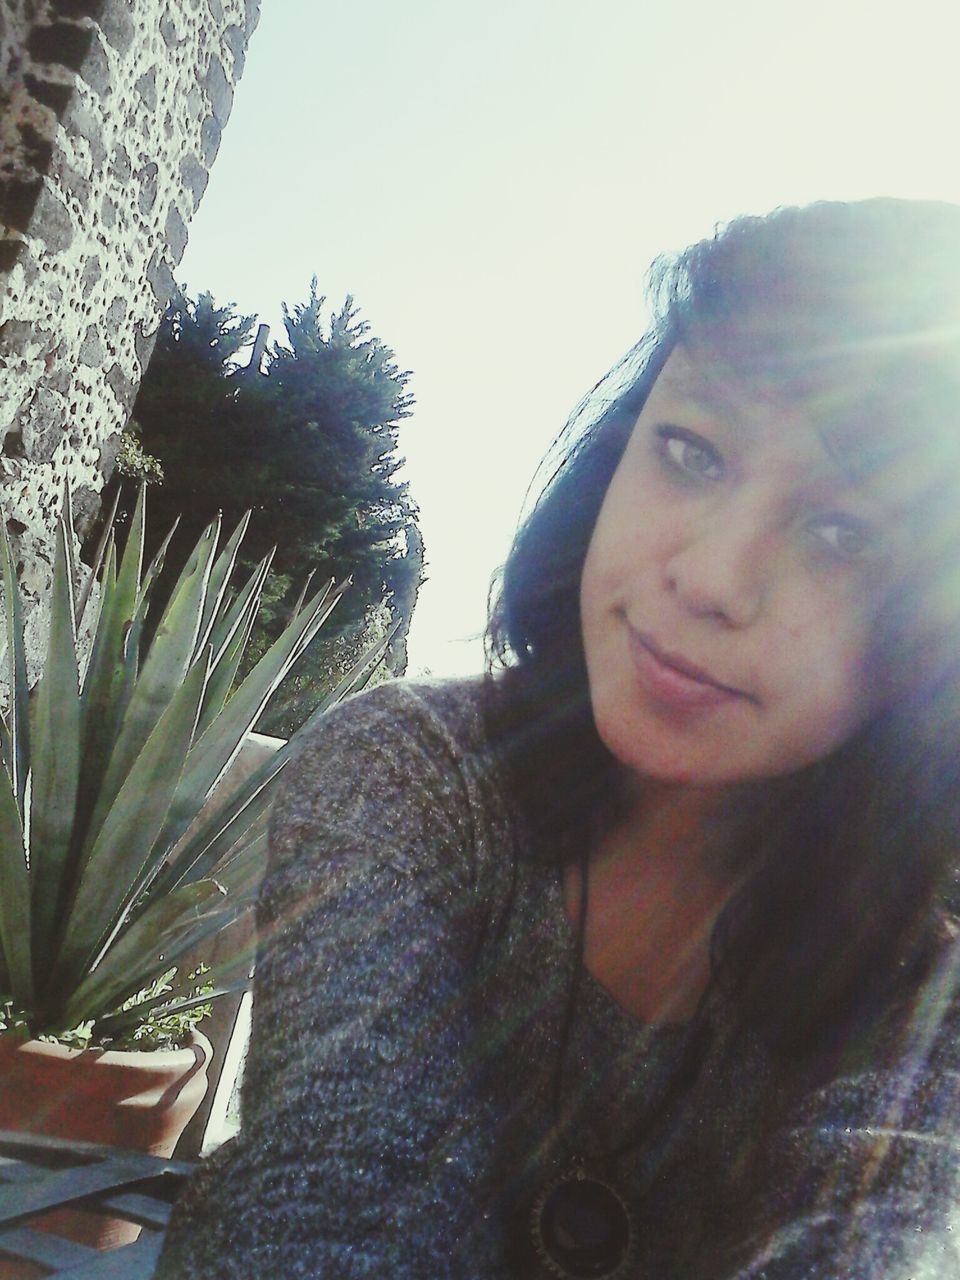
[250,283,416,622]
[120,285,258,564]
[113,280,423,735]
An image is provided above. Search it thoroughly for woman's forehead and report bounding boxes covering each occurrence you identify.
[655,344,874,424]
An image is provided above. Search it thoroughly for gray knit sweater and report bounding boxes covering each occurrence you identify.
[156,677,960,1278]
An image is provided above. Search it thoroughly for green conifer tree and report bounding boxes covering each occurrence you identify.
[116,281,423,735]
[120,285,257,563]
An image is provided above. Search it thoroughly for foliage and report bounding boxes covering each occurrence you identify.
[119,281,424,733]
[114,418,164,487]
[114,288,256,540]
[0,967,212,1052]
[258,600,396,739]
[0,487,386,1048]
[246,284,417,617]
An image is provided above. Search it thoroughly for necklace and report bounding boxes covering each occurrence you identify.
[524,847,714,1280]
[528,1156,636,1280]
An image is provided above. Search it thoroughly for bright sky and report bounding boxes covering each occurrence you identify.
[178,0,960,678]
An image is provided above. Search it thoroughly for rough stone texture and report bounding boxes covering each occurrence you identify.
[0,0,261,678]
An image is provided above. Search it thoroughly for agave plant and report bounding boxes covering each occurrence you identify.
[0,487,385,1046]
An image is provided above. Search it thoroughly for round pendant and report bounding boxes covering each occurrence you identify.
[529,1161,637,1279]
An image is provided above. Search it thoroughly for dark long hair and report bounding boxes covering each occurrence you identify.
[484,198,960,1061]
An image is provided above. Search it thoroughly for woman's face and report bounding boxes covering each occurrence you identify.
[580,345,901,788]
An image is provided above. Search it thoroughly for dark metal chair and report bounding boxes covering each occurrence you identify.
[0,1131,193,1278]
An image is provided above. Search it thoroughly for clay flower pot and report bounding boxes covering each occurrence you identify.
[0,1031,211,1252]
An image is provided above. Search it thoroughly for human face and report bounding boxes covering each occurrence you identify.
[580,345,896,788]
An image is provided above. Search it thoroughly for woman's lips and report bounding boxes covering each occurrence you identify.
[627,628,748,710]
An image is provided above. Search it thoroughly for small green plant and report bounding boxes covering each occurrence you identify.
[0,487,387,1048]
[0,966,213,1051]
[115,418,164,486]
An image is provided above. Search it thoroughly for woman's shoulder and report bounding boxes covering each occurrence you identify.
[294,672,492,752]
[279,674,496,807]
[266,674,517,900]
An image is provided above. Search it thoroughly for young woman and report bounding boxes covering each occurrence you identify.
[158,198,960,1279]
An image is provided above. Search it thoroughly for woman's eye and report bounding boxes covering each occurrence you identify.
[656,427,724,481]
[808,515,876,559]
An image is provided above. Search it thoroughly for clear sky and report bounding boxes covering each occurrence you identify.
[178,0,960,677]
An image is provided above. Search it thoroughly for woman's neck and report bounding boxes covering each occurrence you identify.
[610,770,749,882]
[564,772,762,1024]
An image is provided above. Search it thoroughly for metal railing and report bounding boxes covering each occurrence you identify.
[0,1131,193,1278]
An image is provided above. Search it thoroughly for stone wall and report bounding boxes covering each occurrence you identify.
[0,0,259,673]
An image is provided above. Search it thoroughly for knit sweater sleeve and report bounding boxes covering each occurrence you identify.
[718,951,960,1280]
[155,680,503,1280]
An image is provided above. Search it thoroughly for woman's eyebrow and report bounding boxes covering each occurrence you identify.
[656,368,717,404]
[794,471,879,510]
[656,367,756,424]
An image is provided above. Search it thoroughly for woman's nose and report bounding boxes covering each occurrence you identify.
[663,511,771,627]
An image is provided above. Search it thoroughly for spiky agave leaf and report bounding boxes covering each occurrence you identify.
[0,522,30,814]
[68,875,261,1035]
[141,577,348,882]
[0,754,31,1006]
[83,517,219,847]
[0,489,358,1042]
[76,487,147,823]
[28,515,82,989]
[48,656,209,1006]
[209,825,270,900]
[0,708,10,796]
[154,614,395,903]
[194,552,276,739]
[58,878,228,1032]
[148,746,286,900]
[92,977,249,1045]
[299,614,399,725]
[75,485,120,631]
[194,511,251,663]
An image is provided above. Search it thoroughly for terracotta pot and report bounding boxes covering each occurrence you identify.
[0,1031,211,1262]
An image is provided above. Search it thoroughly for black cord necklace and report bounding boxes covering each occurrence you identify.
[525,846,715,1280]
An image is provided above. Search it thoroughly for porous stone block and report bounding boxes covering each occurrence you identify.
[0,0,262,678]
